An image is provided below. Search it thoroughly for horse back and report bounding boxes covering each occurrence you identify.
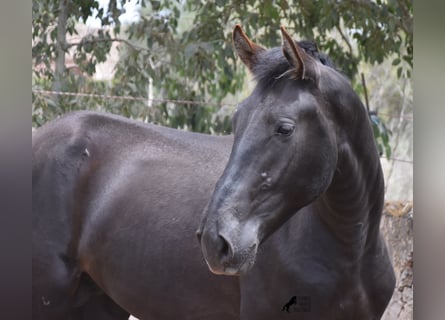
[32,111,238,319]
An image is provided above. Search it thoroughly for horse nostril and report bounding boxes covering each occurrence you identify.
[218,234,234,262]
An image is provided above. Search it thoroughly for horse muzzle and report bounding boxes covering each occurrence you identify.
[198,219,259,276]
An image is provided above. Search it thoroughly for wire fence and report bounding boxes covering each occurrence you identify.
[33,89,213,106]
[32,88,414,166]
[32,89,413,121]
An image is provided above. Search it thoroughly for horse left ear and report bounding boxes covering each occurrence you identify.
[233,25,266,72]
[280,26,319,83]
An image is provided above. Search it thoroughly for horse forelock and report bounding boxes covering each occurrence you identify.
[251,41,337,90]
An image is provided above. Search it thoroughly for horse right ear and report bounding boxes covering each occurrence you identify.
[233,25,265,71]
[280,26,319,83]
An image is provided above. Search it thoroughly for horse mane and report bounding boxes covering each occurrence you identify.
[252,40,337,89]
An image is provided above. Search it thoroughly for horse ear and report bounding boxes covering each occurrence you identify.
[233,25,266,71]
[280,26,319,82]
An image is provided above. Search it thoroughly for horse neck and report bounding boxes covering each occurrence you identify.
[314,118,385,258]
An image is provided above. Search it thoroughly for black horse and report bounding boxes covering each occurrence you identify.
[32,25,395,319]
[32,112,238,319]
[197,26,395,318]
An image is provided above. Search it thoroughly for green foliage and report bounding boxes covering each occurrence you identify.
[32,0,123,80]
[32,0,412,156]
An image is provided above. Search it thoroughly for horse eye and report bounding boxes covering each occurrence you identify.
[276,124,295,136]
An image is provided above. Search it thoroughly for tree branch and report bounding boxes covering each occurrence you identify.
[335,24,353,57]
[67,37,151,53]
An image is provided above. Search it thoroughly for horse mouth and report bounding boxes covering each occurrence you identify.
[225,260,254,275]
[206,261,252,276]
[207,265,241,276]
[204,246,257,276]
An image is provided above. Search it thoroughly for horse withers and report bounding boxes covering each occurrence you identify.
[197,25,395,319]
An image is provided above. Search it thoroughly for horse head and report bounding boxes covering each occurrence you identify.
[198,25,364,276]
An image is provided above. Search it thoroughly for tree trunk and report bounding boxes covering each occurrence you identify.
[52,0,68,101]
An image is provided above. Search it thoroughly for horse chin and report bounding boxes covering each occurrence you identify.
[236,258,256,275]
[206,254,256,276]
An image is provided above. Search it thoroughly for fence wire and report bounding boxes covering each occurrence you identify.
[33,89,214,106]
[33,89,413,121]
[32,88,413,166]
